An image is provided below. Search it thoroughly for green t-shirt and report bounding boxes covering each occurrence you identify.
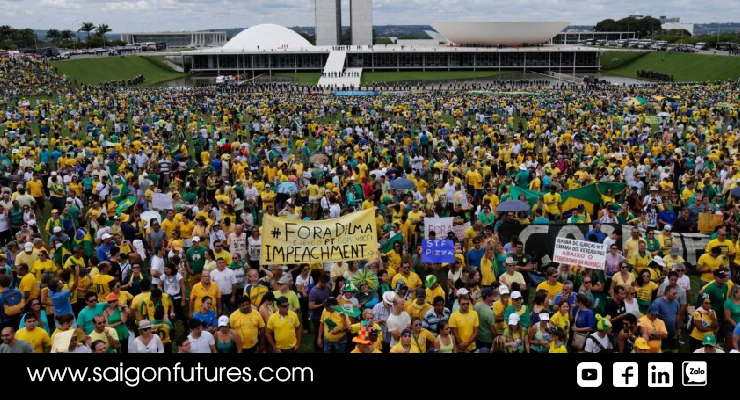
[82,177,94,190]
[724,298,740,324]
[474,301,496,343]
[704,283,727,317]
[186,246,207,274]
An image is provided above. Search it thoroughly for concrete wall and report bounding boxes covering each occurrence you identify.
[350,0,373,46]
[316,0,342,46]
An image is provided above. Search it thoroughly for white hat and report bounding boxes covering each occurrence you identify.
[456,288,470,297]
[650,186,659,191]
[519,165,527,171]
[27,220,36,226]
[192,236,201,242]
[217,316,229,328]
[511,291,523,300]
[652,256,666,268]
[278,276,290,285]
[102,233,113,240]
[505,257,515,265]
[24,242,33,251]
[53,226,62,233]
[664,225,672,231]
[51,172,57,176]
[498,286,510,295]
[382,291,396,305]
[539,313,550,321]
[508,313,520,325]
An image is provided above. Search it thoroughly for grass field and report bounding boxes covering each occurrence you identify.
[50,56,188,86]
[602,51,740,81]
[361,70,508,84]
[275,72,322,85]
[600,51,649,70]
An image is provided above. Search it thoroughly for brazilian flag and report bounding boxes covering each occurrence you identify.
[510,183,626,215]
[111,176,129,204]
[74,228,94,258]
[381,233,404,254]
[116,196,137,217]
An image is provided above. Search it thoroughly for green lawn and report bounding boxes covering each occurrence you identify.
[50,56,188,86]
[603,51,740,81]
[276,72,322,85]
[600,51,649,70]
[361,70,508,84]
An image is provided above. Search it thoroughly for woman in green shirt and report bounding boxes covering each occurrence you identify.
[102,294,130,353]
[477,205,496,227]
[724,285,740,352]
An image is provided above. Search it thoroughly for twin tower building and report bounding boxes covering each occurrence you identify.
[316,0,373,46]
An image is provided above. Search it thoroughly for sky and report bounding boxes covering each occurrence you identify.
[1,0,738,32]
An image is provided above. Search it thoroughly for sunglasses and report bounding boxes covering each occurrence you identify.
[279,304,288,308]
[583,280,592,284]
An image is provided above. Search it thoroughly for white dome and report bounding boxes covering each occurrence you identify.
[223,24,313,50]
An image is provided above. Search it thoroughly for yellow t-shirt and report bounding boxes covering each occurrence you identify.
[697,254,724,283]
[690,309,716,341]
[543,193,561,214]
[448,310,480,351]
[320,309,347,342]
[638,316,667,353]
[93,275,115,302]
[31,259,57,283]
[19,274,39,299]
[390,342,421,353]
[536,281,564,305]
[229,309,265,350]
[481,257,496,286]
[15,328,51,353]
[391,272,422,291]
[411,329,436,353]
[191,283,221,313]
[267,311,301,350]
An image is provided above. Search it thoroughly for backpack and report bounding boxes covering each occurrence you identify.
[0,288,25,321]
[586,333,615,353]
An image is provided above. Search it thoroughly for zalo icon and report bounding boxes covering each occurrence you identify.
[682,361,708,386]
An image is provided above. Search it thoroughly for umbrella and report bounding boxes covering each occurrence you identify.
[309,153,329,165]
[277,182,298,195]
[496,200,531,213]
[389,178,416,190]
[731,187,740,198]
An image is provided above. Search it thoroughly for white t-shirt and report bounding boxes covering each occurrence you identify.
[210,268,237,296]
[247,236,261,261]
[585,333,613,353]
[150,255,165,286]
[162,273,183,298]
[295,275,313,298]
[132,335,164,353]
[386,312,411,347]
[228,232,248,259]
[187,331,215,353]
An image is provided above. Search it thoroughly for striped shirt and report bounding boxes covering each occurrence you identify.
[422,307,451,334]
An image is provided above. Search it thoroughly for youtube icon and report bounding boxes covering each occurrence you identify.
[577,363,602,387]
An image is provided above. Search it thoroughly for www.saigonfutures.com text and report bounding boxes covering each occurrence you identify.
[27,363,314,387]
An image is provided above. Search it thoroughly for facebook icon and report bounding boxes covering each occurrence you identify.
[613,363,639,387]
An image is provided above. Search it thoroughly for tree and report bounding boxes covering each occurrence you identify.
[46,29,60,45]
[96,24,112,48]
[79,22,95,41]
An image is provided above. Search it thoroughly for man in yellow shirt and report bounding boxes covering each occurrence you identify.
[229,297,265,353]
[14,313,51,353]
[697,247,724,285]
[190,270,222,315]
[17,264,38,301]
[448,294,479,352]
[704,228,735,269]
[543,186,562,219]
[535,267,563,307]
[391,262,421,291]
[638,304,668,353]
[318,297,348,353]
[266,297,301,353]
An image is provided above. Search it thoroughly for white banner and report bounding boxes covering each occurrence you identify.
[424,218,469,241]
[152,193,173,210]
[553,237,607,270]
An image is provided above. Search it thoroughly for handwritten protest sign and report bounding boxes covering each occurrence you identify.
[552,237,607,270]
[645,116,661,125]
[698,213,724,234]
[425,218,469,241]
[422,240,456,263]
[260,208,378,265]
[152,193,173,210]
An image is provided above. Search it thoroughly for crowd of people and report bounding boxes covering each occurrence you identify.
[0,53,739,354]
[637,70,675,82]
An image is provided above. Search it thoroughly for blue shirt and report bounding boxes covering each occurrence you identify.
[191,310,217,328]
[467,248,485,269]
[553,291,577,308]
[575,308,595,329]
[97,244,113,262]
[49,290,73,315]
[735,325,740,336]
[585,229,607,244]
[652,297,680,335]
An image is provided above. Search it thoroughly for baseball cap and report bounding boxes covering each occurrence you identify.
[481,288,493,298]
[670,246,680,255]
[102,233,113,240]
[511,291,522,299]
[456,288,470,297]
[508,313,520,325]
[192,236,201,242]
[24,242,33,251]
[664,225,672,231]
[505,257,515,264]
[702,334,717,347]
[218,316,230,328]
[53,226,62,233]
[539,313,550,321]
[278,276,290,285]
[106,293,119,302]
[498,285,510,295]
[648,303,661,316]
[634,337,651,350]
